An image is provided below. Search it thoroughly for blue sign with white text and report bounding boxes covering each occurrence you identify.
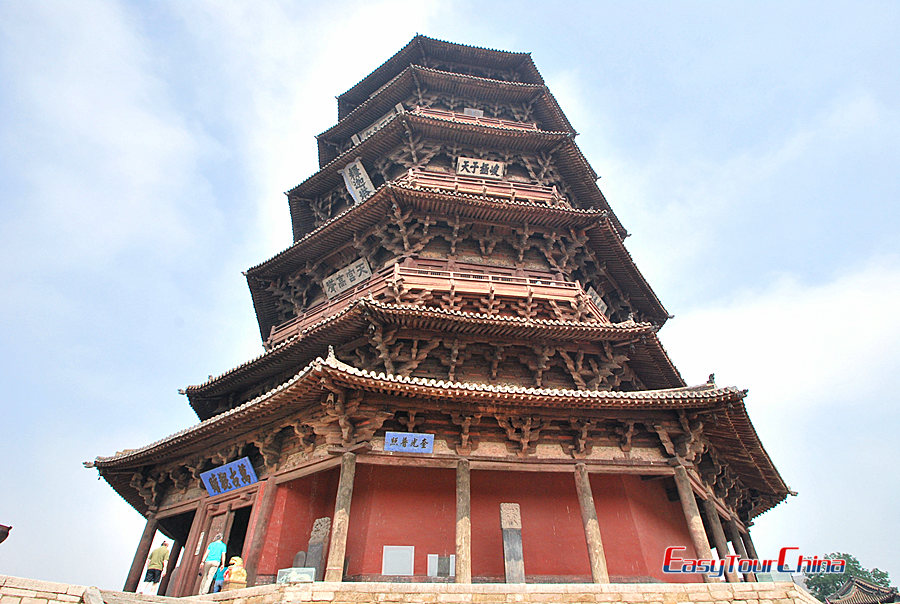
[199,456,258,497]
[384,431,434,453]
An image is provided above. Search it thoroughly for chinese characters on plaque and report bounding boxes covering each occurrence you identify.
[462,107,484,118]
[322,258,372,299]
[351,103,405,145]
[587,286,609,316]
[339,158,376,204]
[456,156,505,179]
[199,457,258,497]
[384,431,435,453]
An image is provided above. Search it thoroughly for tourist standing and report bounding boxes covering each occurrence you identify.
[198,534,226,594]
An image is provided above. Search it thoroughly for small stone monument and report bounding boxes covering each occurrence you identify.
[500,503,524,583]
[306,517,331,581]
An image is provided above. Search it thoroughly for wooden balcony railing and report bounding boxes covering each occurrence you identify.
[397,168,571,208]
[411,106,539,132]
[265,263,589,348]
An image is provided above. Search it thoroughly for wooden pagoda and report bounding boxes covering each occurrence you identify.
[87,36,789,594]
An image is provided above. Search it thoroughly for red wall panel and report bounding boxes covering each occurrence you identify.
[257,468,339,576]
[470,470,591,581]
[345,464,456,577]
[622,475,701,583]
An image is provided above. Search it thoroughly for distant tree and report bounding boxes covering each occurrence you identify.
[804,552,892,601]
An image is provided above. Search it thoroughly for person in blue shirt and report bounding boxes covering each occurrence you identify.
[212,566,225,593]
[198,534,227,594]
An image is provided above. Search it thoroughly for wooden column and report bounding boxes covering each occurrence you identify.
[172,503,207,597]
[324,452,357,582]
[741,527,760,561]
[124,513,158,592]
[701,495,739,582]
[244,478,279,586]
[158,540,181,596]
[725,519,756,582]
[672,465,716,583]
[455,459,472,584]
[574,464,610,583]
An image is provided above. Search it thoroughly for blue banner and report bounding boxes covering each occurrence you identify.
[384,431,434,453]
[199,457,258,497]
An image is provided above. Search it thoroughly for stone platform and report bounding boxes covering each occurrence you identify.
[1,575,821,604]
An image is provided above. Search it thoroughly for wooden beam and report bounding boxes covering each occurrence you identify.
[158,540,181,596]
[244,477,279,586]
[455,459,472,584]
[672,465,716,583]
[574,463,610,583]
[725,518,756,582]
[741,527,760,561]
[124,513,157,592]
[324,452,357,582]
[701,493,739,582]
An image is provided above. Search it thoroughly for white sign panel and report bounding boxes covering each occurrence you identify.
[352,103,404,145]
[339,158,376,204]
[456,156,505,179]
[587,286,609,316]
[462,107,484,118]
[323,258,372,299]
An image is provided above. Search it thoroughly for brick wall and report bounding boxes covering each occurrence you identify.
[3,575,823,604]
[0,576,91,604]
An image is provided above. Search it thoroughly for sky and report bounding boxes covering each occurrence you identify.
[1,0,898,591]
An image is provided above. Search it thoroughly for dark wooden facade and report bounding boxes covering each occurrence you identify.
[88,35,789,593]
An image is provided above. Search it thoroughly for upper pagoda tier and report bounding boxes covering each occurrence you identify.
[287,106,624,242]
[336,35,544,120]
[317,64,574,168]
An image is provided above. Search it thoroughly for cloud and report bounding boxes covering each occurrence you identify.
[0,1,219,272]
[659,257,900,574]
[662,256,900,410]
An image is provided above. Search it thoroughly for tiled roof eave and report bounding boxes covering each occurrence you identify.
[186,297,662,397]
[288,113,572,198]
[337,35,542,115]
[319,65,568,145]
[94,354,746,468]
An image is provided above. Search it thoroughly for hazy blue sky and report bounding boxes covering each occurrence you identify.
[1,0,898,590]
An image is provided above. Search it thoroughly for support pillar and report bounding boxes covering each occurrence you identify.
[324,452,357,582]
[573,464,610,583]
[701,494,739,582]
[245,477,279,586]
[741,527,760,561]
[672,465,716,583]
[455,459,472,584]
[158,540,182,596]
[124,513,158,592]
[725,519,756,582]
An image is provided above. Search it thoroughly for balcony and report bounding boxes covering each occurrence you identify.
[396,168,571,208]
[410,106,539,132]
[265,263,602,348]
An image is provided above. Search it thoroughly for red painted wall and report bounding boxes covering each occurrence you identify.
[257,469,339,576]
[622,475,700,583]
[470,470,591,581]
[345,464,456,577]
[591,474,701,583]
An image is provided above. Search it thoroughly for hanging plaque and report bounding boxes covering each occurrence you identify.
[456,156,504,179]
[339,157,376,204]
[323,257,372,299]
[352,103,404,145]
[199,457,258,497]
[384,431,435,453]
[587,286,609,316]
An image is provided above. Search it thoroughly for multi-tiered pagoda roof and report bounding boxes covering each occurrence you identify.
[90,35,789,593]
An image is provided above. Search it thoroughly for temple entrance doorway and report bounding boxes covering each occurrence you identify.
[156,509,195,596]
[225,506,252,564]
